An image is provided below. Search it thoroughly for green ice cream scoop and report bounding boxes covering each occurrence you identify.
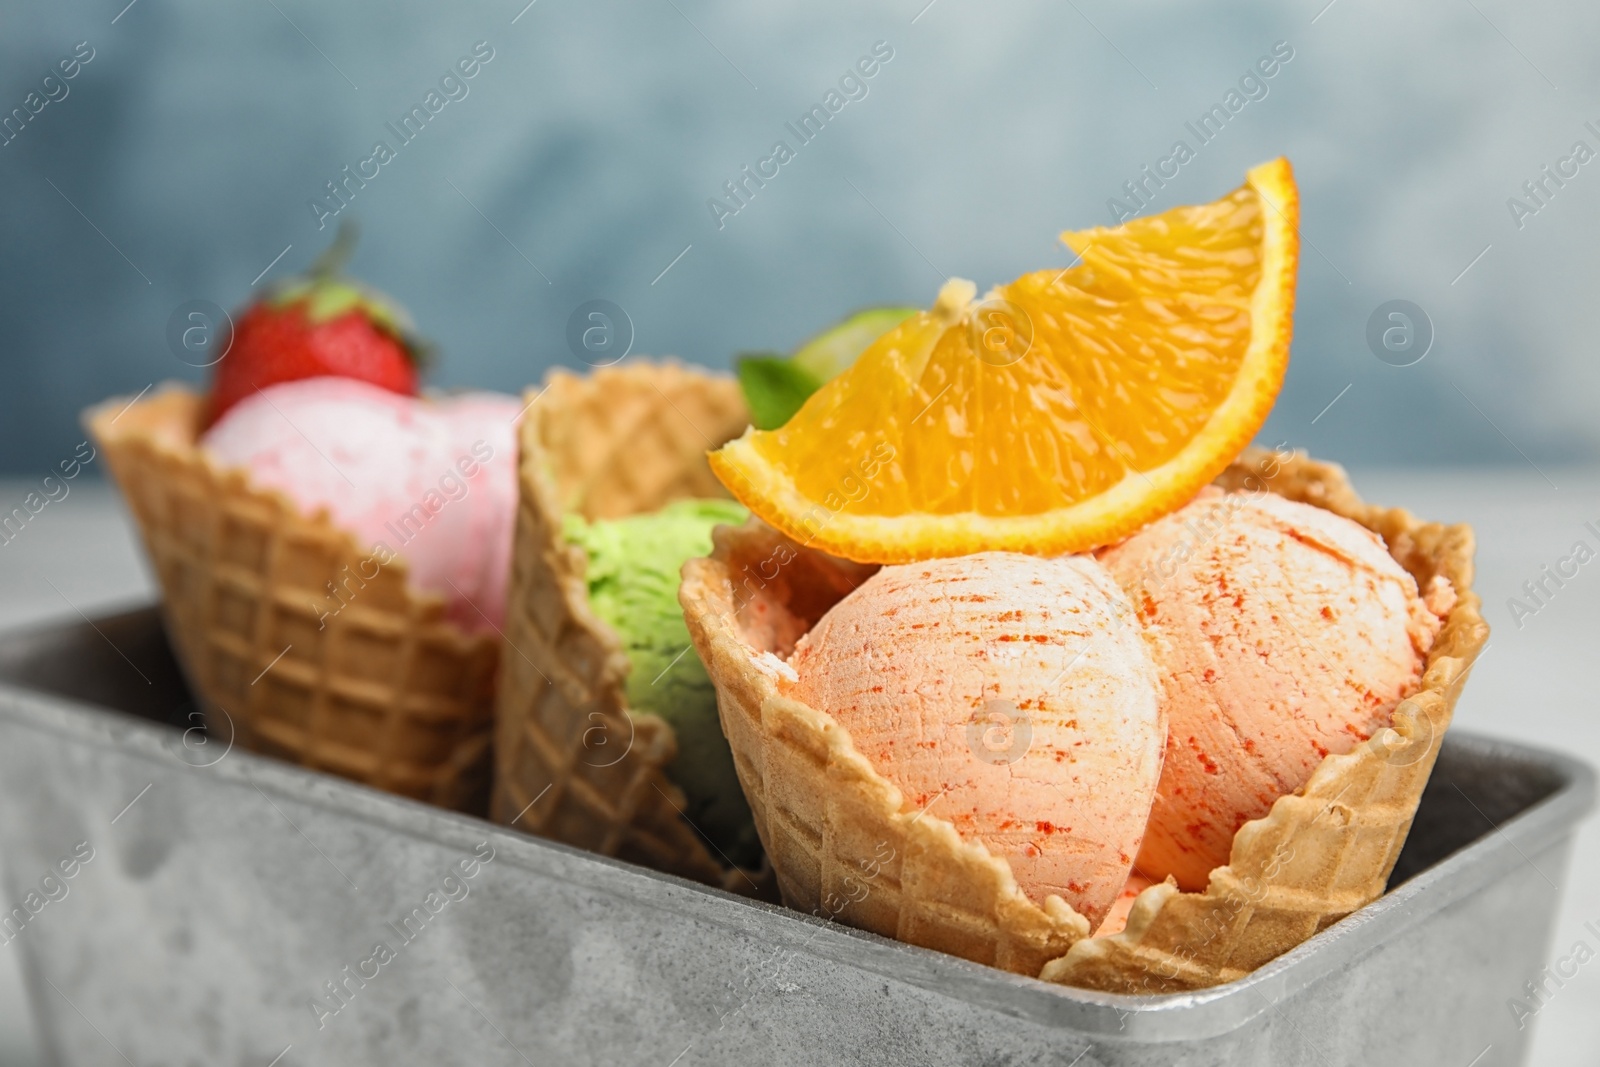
[562,498,760,868]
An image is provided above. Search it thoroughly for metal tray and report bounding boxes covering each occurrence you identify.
[0,607,1590,1067]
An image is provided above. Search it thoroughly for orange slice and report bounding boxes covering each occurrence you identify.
[710,158,1299,563]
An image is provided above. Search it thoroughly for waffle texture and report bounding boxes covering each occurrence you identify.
[85,386,499,811]
[680,448,1487,986]
[489,362,764,892]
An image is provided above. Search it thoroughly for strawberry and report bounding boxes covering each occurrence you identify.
[207,223,429,427]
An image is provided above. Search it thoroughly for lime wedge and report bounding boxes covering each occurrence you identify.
[791,307,919,381]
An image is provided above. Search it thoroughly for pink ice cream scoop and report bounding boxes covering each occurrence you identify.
[1099,489,1455,892]
[786,552,1166,928]
[201,377,522,631]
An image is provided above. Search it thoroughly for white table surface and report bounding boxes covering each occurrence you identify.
[0,471,1595,1066]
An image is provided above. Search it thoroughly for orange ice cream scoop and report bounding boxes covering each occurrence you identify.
[786,552,1166,928]
[1100,490,1455,892]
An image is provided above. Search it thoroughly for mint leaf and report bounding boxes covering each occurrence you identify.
[736,354,823,431]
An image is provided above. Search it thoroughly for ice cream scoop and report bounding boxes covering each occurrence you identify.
[1100,488,1455,892]
[202,377,521,631]
[562,498,759,867]
[785,551,1165,927]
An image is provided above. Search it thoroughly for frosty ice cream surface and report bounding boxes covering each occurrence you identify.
[787,552,1164,928]
[203,377,521,631]
[771,492,1449,914]
[1100,489,1454,891]
[563,498,761,867]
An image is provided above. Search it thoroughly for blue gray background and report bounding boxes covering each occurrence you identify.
[2,0,1597,477]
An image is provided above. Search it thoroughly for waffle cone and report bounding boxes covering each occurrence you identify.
[85,385,499,812]
[489,361,767,893]
[679,448,1488,986]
